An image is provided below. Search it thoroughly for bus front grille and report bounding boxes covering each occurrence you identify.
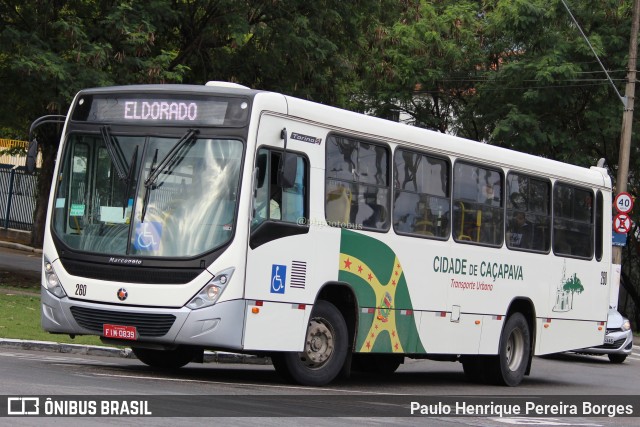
[60,258,201,284]
[70,306,176,337]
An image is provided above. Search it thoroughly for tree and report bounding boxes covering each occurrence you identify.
[350,0,488,132]
[0,0,189,246]
[1,1,374,246]
[563,273,585,310]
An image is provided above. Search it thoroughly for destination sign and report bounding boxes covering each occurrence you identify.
[72,93,249,127]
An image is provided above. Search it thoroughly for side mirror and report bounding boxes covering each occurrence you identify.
[278,153,298,189]
[277,128,298,189]
[25,139,38,174]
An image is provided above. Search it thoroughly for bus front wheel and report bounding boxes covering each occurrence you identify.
[132,345,200,369]
[271,300,348,386]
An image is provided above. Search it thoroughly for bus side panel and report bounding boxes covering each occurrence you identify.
[417,312,483,354]
[535,318,604,355]
[243,301,309,351]
[478,314,504,354]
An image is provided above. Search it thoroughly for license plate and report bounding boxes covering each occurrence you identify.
[103,324,137,341]
[604,335,615,345]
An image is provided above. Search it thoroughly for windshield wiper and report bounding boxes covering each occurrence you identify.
[140,129,199,223]
[140,149,158,224]
[100,126,128,180]
[144,129,199,189]
[122,145,138,218]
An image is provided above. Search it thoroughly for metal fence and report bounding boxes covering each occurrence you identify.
[1,164,38,231]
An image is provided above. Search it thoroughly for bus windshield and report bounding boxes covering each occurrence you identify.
[52,131,243,258]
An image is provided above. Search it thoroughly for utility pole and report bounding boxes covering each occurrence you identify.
[613,0,640,266]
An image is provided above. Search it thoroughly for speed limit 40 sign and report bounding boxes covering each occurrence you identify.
[614,192,634,214]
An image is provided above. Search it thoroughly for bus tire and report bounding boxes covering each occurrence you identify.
[352,354,403,374]
[132,345,200,369]
[495,312,530,386]
[273,300,348,386]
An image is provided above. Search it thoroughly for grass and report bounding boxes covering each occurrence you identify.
[0,283,108,347]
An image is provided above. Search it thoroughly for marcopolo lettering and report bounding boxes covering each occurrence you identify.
[124,101,198,121]
[108,257,143,265]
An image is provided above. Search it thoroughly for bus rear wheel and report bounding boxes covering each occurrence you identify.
[494,312,531,386]
[271,300,348,386]
[132,345,200,369]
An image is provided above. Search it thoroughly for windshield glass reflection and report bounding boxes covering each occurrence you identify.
[52,133,243,258]
[131,138,243,257]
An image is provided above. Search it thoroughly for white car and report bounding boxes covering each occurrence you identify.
[575,309,633,363]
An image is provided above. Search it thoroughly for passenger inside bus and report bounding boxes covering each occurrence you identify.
[508,211,534,249]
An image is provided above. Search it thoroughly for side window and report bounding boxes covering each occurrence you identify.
[393,149,450,239]
[506,173,551,252]
[325,135,390,231]
[68,142,90,231]
[553,183,594,258]
[452,162,504,246]
[252,148,307,229]
[595,191,604,261]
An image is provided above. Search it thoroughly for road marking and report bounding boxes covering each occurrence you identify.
[0,352,83,363]
[491,418,601,426]
[0,351,119,366]
[89,372,410,395]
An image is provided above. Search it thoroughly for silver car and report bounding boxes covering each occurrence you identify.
[576,309,633,363]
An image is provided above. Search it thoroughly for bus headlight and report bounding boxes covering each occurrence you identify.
[186,267,234,310]
[44,258,67,299]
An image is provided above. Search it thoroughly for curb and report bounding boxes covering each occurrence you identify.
[0,338,271,365]
[0,240,42,254]
[0,338,133,358]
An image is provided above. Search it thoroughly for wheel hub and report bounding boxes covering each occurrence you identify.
[506,328,524,371]
[301,318,334,368]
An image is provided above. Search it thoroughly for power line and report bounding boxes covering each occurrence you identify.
[561,0,627,106]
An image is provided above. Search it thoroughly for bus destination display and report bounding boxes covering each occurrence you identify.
[72,94,248,126]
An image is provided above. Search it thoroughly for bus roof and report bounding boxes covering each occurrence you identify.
[72,84,610,189]
[278,94,610,190]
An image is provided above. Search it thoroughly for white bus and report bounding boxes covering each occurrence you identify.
[32,82,612,387]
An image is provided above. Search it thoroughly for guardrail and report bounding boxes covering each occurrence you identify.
[1,164,38,231]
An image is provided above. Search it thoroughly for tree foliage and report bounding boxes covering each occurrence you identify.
[1,0,640,325]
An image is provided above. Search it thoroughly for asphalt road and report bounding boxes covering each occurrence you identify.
[1,242,639,425]
[1,347,640,426]
[0,244,41,283]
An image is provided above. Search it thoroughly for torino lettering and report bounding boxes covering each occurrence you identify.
[124,101,198,121]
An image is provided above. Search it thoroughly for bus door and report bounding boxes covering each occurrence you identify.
[242,116,314,351]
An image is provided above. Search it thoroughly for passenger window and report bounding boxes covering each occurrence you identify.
[553,183,594,258]
[326,135,390,231]
[67,143,90,232]
[506,173,551,252]
[393,149,450,239]
[253,148,307,229]
[595,191,603,261]
[452,162,504,246]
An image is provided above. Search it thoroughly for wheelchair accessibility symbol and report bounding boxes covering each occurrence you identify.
[134,222,162,251]
[270,264,287,294]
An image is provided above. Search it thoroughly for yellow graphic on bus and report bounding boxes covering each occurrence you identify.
[338,253,405,353]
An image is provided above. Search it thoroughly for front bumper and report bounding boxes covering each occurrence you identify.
[576,329,633,356]
[40,287,246,350]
